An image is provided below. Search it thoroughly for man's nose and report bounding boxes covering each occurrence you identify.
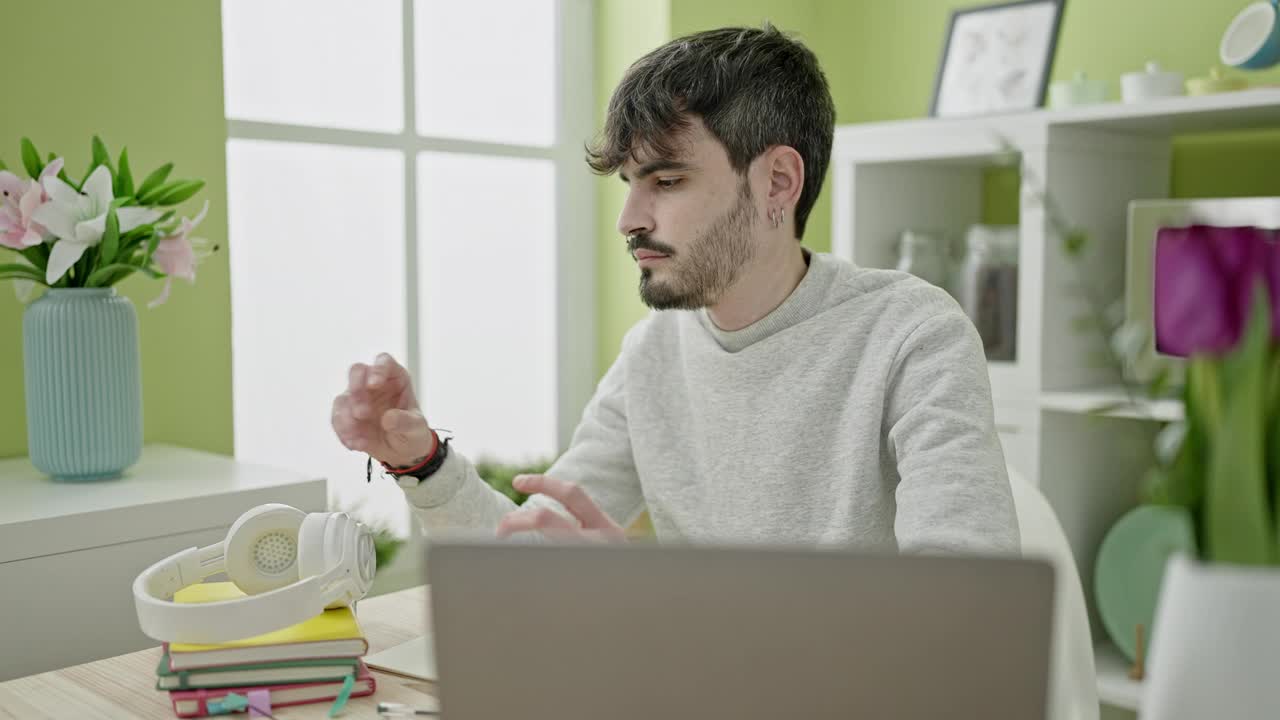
[617,190,654,238]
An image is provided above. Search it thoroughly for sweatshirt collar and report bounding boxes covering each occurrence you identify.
[698,250,836,352]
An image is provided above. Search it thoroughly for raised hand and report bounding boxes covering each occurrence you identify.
[332,353,436,468]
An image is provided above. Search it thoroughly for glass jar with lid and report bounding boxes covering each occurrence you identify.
[895,230,951,290]
[956,225,1019,362]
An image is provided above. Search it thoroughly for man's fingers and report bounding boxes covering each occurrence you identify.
[369,353,404,389]
[512,475,615,531]
[331,394,365,450]
[495,507,578,539]
[348,363,369,393]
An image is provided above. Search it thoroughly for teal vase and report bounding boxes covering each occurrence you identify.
[22,288,143,481]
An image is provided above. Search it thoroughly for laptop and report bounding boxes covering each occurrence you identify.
[422,541,1054,720]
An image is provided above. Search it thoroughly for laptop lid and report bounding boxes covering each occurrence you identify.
[426,542,1053,720]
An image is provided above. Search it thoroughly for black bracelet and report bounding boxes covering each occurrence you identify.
[366,435,452,483]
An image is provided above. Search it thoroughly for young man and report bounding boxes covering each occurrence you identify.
[331,24,1019,554]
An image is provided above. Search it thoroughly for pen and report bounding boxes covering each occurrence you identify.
[376,701,441,716]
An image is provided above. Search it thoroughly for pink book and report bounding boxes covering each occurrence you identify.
[168,662,376,718]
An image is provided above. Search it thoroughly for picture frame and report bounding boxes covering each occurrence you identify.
[930,0,1066,118]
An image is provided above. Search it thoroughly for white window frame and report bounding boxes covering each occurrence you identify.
[225,0,597,456]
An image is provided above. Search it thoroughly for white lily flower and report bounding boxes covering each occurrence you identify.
[30,166,162,284]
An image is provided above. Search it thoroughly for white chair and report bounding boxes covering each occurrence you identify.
[1007,465,1100,720]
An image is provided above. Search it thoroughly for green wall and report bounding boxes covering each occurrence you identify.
[593,0,1280,372]
[3,1,1276,470]
[594,0,671,372]
[0,0,232,459]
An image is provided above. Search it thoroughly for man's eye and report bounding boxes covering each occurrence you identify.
[656,178,682,189]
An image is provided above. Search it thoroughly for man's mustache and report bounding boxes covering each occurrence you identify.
[627,234,677,257]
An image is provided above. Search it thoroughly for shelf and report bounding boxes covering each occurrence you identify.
[1096,641,1143,711]
[833,88,1280,164]
[1039,387,1183,423]
[1052,87,1280,135]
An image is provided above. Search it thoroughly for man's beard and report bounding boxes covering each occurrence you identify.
[630,181,756,310]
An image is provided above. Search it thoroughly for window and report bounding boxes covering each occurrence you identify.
[222,0,595,533]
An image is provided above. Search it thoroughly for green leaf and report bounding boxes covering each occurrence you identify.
[135,162,173,200]
[99,207,121,268]
[0,156,7,171]
[1187,358,1222,441]
[91,135,111,170]
[1204,284,1274,566]
[1063,230,1088,256]
[154,179,205,206]
[373,531,404,570]
[0,263,44,282]
[18,244,49,270]
[20,137,43,179]
[143,232,163,265]
[138,179,179,205]
[1148,366,1172,400]
[1270,346,1280,560]
[85,262,160,287]
[1269,349,1280,422]
[1166,419,1206,510]
[54,162,76,189]
[116,147,134,198]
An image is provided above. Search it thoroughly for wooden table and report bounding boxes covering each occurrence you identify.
[0,586,438,719]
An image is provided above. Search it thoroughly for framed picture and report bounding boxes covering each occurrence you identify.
[930,0,1065,118]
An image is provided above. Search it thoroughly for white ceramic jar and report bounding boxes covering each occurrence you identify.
[1121,62,1185,103]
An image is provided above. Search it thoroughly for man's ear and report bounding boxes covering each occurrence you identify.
[764,145,804,212]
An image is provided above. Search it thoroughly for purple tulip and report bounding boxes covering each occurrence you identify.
[1154,225,1279,357]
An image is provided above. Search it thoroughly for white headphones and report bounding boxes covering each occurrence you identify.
[133,503,377,644]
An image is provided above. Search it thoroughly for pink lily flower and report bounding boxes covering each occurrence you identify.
[0,158,64,250]
[149,200,211,309]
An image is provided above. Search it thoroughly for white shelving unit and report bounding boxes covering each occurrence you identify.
[1040,387,1184,423]
[831,87,1280,712]
[1095,641,1143,712]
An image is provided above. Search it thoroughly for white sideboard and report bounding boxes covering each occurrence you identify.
[0,445,326,681]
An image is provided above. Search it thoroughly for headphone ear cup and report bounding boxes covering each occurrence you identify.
[224,504,307,595]
[296,513,333,582]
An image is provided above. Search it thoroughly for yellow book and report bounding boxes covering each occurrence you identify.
[165,582,368,671]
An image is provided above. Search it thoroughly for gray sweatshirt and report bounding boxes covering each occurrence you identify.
[392,251,1020,555]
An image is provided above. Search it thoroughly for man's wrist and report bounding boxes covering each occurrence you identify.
[387,431,438,471]
[381,430,450,484]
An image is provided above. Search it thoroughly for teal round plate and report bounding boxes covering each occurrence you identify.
[1094,505,1197,663]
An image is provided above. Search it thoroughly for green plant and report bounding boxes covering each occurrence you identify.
[1144,282,1279,566]
[372,528,404,570]
[474,457,555,505]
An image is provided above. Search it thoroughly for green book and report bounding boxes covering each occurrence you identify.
[155,651,361,690]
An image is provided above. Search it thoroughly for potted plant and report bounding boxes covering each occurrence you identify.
[1137,224,1280,719]
[0,136,214,480]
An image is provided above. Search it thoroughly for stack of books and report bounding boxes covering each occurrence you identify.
[158,582,376,718]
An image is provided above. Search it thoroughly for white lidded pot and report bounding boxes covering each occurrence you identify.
[1121,62,1185,103]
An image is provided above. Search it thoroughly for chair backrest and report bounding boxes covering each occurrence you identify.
[1007,465,1100,720]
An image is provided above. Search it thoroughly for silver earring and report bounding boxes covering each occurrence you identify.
[779,209,785,226]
